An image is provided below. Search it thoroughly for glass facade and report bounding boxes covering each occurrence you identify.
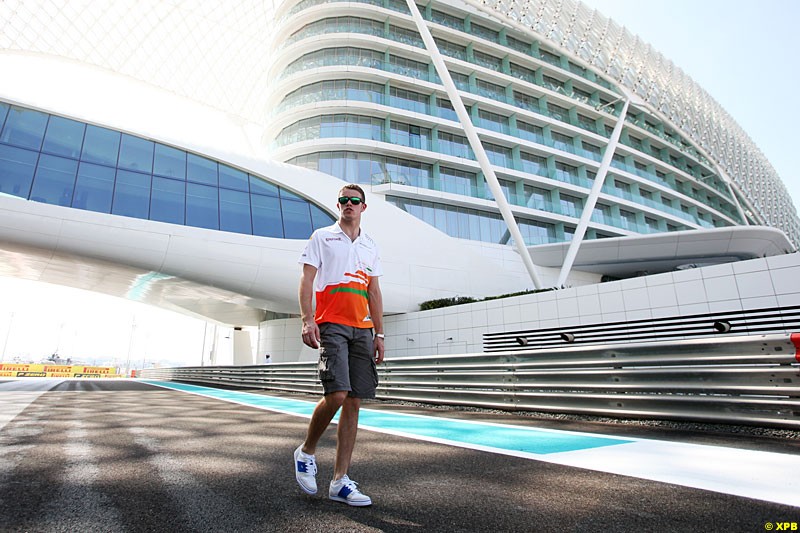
[270,0,750,245]
[0,101,335,239]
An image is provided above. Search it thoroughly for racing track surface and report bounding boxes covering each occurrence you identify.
[0,378,798,532]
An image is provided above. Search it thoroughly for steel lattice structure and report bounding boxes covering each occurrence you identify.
[466,0,800,247]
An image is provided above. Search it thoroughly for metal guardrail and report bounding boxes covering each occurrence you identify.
[140,333,800,429]
[483,305,800,352]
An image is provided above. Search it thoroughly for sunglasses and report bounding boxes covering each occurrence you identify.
[338,196,364,205]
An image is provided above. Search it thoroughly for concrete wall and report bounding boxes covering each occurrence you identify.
[259,252,800,362]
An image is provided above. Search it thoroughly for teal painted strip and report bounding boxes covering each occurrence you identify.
[142,380,631,455]
[356,409,626,454]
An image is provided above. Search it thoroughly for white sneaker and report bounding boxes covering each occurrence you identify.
[329,475,372,507]
[294,445,317,495]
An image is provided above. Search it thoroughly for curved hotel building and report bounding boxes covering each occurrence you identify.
[0,0,798,362]
[269,0,799,249]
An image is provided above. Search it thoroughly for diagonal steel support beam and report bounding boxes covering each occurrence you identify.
[556,97,631,287]
[405,0,544,290]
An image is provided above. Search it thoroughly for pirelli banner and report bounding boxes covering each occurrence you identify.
[0,364,123,378]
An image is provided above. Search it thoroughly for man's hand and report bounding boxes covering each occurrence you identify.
[373,335,385,364]
[301,320,320,349]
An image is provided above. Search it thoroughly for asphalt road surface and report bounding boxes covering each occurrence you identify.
[0,378,798,532]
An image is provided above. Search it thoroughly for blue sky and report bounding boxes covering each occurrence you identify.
[581,0,800,212]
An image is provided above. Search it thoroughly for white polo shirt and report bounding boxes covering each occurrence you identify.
[299,223,383,328]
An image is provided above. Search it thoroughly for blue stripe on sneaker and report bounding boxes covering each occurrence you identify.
[141,380,630,455]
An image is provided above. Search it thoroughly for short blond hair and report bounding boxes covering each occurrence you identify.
[339,183,366,202]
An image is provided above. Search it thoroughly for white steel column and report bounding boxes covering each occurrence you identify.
[406,0,543,289]
[716,167,750,224]
[556,98,631,287]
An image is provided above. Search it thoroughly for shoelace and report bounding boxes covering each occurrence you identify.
[304,456,317,475]
[339,475,360,493]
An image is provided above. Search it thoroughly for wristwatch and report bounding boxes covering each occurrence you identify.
[375,333,385,339]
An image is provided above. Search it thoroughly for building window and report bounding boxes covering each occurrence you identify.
[436,38,467,61]
[436,98,458,121]
[485,142,512,168]
[470,23,499,43]
[510,62,536,84]
[431,9,463,30]
[506,35,531,55]
[593,203,611,224]
[390,121,431,150]
[0,101,334,239]
[520,152,547,176]
[387,196,556,245]
[478,109,510,135]
[525,185,550,210]
[439,131,473,159]
[581,141,602,160]
[440,166,477,197]
[551,131,574,152]
[547,102,570,122]
[473,50,502,70]
[513,91,539,113]
[518,121,545,144]
[390,86,429,114]
[554,161,578,183]
[539,49,561,67]
[475,79,506,100]
[559,194,582,217]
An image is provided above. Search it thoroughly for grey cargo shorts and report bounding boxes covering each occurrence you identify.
[317,322,378,398]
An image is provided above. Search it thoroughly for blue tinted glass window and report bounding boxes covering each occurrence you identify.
[249,175,279,196]
[73,162,114,212]
[310,204,335,229]
[0,102,8,128]
[219,163,248,191]
[282,199,313,239]
[0,107,48,150]
[150,176,185,224]
[187,153,217,185]
[82,125,121,166]
[0,144,38,198]
[279,187,304,201]
[30,154,78,206]
[112,169,151,219]
[186,182,218,229]
[220,188,252,234]
[41,116,85,159]
[252,194,283,237]
[118,134,154,173]
[153,144,186,179]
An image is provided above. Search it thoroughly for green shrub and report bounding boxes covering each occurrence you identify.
[419,287,555,310]
[419,296,478,310]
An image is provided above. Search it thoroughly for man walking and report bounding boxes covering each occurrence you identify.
[294,183,385,507]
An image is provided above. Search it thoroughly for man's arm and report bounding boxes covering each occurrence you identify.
[368,276,385,364]
[299,263,320,349]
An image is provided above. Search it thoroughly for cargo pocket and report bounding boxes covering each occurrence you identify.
[318,346,334,382]
[370,357,379,389]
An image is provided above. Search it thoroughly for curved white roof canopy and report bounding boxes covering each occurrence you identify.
[528,226,795,279]
[0,54,534,324]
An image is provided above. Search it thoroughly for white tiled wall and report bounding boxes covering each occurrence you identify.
[259,253,800,360]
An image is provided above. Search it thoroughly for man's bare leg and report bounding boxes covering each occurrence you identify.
[333,396,361,480]
[302,391,347,455]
